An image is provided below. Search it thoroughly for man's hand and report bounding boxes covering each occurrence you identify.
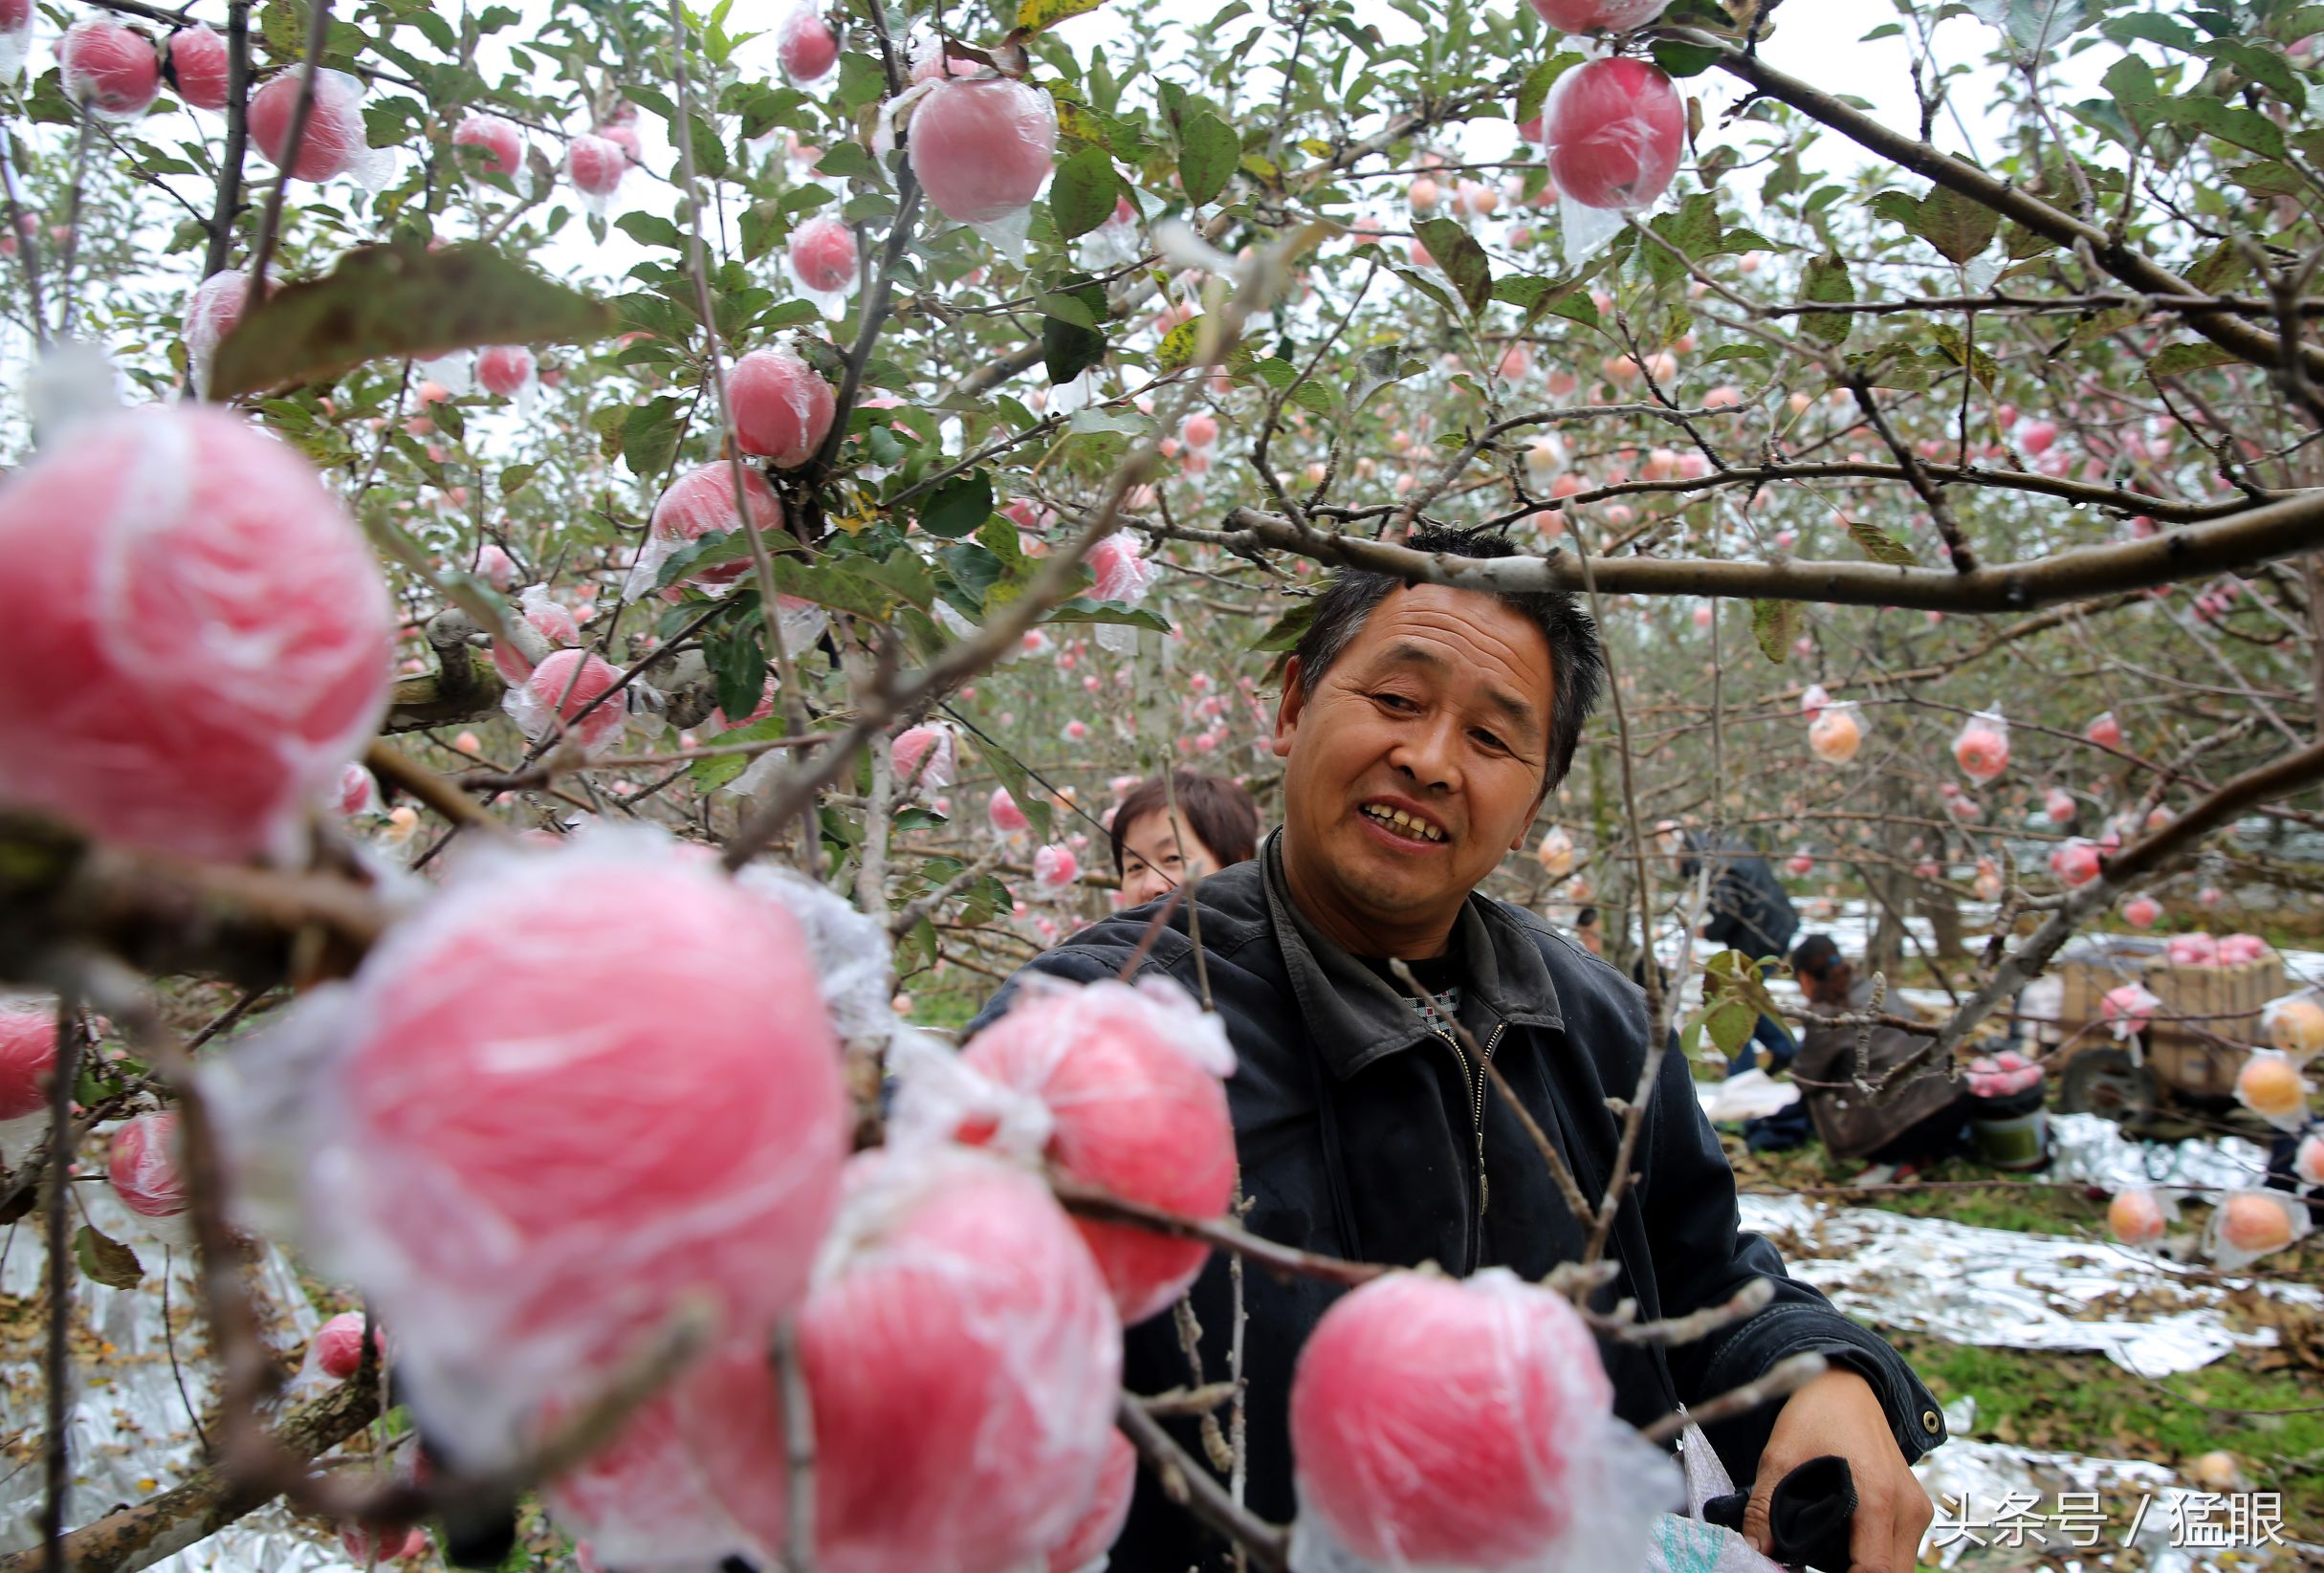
[1743,1366,1933,1573]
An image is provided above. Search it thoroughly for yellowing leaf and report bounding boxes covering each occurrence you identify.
[211,242,616,399]
[1017,0,1107,30]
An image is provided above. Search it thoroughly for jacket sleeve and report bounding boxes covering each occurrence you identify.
[962,925,1152,1038]
[1637,1035,1946,1479]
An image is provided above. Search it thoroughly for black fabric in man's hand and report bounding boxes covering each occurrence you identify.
[1703,1453,1857,1571]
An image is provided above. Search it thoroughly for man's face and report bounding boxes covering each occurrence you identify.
[1271,583,1556,956]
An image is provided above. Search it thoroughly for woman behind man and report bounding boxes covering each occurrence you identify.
[1110,772,1262,907]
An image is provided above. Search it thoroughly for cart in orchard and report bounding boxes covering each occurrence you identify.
[2043,936,2286,1123]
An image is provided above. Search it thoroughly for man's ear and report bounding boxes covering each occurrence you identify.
[1271,657,1307,761]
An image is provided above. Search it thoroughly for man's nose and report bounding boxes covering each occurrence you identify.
[1389,713,1462,792]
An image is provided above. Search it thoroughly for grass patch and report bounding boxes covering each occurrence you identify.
[1895,1336,2324,1541]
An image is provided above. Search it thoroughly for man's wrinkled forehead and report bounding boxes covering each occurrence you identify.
[1362,639,1546,746]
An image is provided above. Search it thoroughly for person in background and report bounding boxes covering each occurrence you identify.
[1110,771,1262,907]
[1573,904,1603,956]
[1790,934,1972,1171]
[1675,828,1809,1150]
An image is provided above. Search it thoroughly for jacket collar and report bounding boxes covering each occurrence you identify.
[1259,829,1565,1081]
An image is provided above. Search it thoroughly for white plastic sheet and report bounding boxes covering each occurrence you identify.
[1737,1191,2320,1378]
[0,1191,361,1570]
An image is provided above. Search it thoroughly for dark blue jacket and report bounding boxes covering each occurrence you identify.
[1682,840,1801,959]
[966,836,1940,1573]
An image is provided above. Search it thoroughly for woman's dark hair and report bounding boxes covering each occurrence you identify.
[1790,933,1842,981]
[1108,772,1262,876]
[1288,525,1605,788]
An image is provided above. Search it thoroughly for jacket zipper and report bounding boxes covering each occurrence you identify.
[1434,1021,1506,1225]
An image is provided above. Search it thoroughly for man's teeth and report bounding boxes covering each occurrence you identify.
[1362,804,1443,842]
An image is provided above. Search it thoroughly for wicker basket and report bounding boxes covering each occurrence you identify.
[2053,938,2284,1100]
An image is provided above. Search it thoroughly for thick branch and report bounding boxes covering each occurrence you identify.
[0,812,388,989]
[1199,490,2324,612]
[195,0,252,287]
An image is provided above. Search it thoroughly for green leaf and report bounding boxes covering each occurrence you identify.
[921,471,995,538]
[2183,241,2249,298]
[1041,597,1172,631]
[499,463,538,496]
[2101,54,2164,140]
[614,211,685,251]
[1651,39,1722,77]
[74,1224,143,1290]
[1513,53,1581,124]
[2158,98,2287,161]
[1489,274,1570,312]
[734,82,810,140]
[1847,518,1918,567]
[1750,600,1796,664]
[1389,262,1460,318]
[834,52,887,115]
[692,715,786,792]
[2148,341,2238,379]
[814,142,881,183]
[2102,11,2200,51]
[1700,997,1760,1058]
[1800,253,1854,346]
[1250,598,1317,653]
[1157,315,1256,372]
[1041,311,1109,385]
[209,242,616,400]
[622,397,687,479]
[1925,323,1998,393]
[2205,40,2302,105]
[1176,112,1240,207]
[1645,191,1721,288]
[858,548,936,611]
[1019,0,1107,30]
[1346,343,1425,419]
[1049,144,1124,240]
[1413,217,1493,315]
[1913,184,2001,264]
[261,0,306,55]
[706,621,770,722]
[1542,290,1599,330]
[1964,0,2086,55]
[653,530,751,593]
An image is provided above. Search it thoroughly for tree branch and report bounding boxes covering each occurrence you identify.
[1697,32,2324,385]
[1189,490,2324,612]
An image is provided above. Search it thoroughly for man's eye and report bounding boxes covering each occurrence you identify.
[1474,730,1508,753]
[1373,692,1417,711]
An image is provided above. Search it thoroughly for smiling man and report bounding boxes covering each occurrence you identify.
[965,527,1941,1573]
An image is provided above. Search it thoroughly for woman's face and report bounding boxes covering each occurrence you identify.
[1117,809,1222,907]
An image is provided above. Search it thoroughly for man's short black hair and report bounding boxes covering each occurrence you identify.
[1791,933,1842,980]
[1288,525,1605,788]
